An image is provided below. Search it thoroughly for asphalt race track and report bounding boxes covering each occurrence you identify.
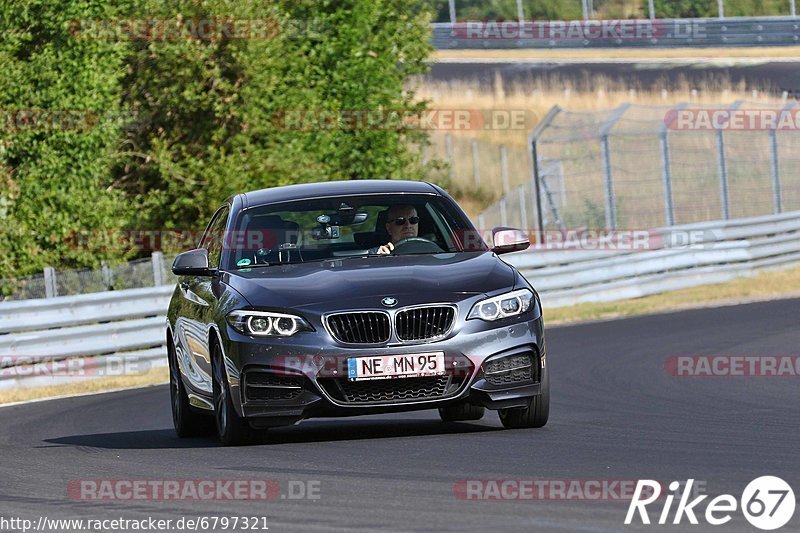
[1,298,798,532]
[428,60,800,95]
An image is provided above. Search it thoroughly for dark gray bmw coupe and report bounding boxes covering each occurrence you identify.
[167,180,548,445]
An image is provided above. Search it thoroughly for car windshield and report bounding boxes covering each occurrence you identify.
[226,193,486,269]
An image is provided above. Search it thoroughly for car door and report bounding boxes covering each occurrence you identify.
[176,205,229,396]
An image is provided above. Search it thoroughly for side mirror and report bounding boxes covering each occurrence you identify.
[492,227,530,255]
[172,248,214,276]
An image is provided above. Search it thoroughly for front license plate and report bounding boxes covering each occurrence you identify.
[348,352,446,381]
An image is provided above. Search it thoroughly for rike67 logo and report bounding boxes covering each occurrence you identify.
[626,477,796,530]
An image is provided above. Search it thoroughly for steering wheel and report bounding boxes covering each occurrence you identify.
[391,237,444,255]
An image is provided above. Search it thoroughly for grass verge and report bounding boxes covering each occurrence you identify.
[544,265,800,326]
[0,366,168,406]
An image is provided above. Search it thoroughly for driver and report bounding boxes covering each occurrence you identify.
[371,204,419,254]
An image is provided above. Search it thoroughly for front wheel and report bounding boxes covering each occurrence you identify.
[169,340,213,438]
[498,366,549,429]
[212,344,254,446]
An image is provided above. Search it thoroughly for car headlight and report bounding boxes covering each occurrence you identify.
[467,289,534,321]
[226,310,313,337]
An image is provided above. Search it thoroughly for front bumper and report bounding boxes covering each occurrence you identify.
[221,314,545,428]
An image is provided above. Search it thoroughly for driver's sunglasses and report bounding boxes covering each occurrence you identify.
[390,216,419,226]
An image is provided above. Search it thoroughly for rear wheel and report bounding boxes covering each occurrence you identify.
[438,401,485,422]
[169,340,212,437]
[212,343,254,446]
[498,366,549,429]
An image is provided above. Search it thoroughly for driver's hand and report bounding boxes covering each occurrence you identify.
[376,242,394,255]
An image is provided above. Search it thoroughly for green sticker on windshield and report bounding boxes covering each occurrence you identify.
[237,258,251,267]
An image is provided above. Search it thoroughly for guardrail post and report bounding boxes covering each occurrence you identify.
[44,267,57,299]
[152,252,165,286]
[581,0,589,19]
[478,213,485,231]
[648,0,656,19]
[792,0,797,17]
[420,143,427,166]
[718,0,725,18]
[471,139,480,187]
[448,0,456,25]
[500,197,508,226]
[500,144,510,195]
[516,0,524,22]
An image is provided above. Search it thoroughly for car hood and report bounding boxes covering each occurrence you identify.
[223,251,515,310]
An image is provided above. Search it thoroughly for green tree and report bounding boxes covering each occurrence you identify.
[0,0,132,279]
[115,0,434,231]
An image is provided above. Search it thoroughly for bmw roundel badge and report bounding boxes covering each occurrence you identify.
[382,297,398,307]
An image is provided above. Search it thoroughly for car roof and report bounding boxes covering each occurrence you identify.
[240,179,441,209]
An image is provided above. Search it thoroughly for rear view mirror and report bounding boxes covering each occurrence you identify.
[172,248,214,276]
[492,227,530,255]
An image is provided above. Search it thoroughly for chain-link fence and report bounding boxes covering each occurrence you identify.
[0,253,177,301]
[472,102,800,231]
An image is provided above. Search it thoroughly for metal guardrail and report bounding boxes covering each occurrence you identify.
[1,210,798,389]
[506,210,800,307]
[432,17,800,49]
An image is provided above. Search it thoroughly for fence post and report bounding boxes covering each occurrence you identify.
[101,261,113,290]
[717,101,741,220]
[598,103,630,230]
[659,103,684,226]
[471,139,480,187]
[518,185,528,231]
[152,252,165,286]
[448,0,456,25]
[420,143,428,166]
[44,267,57,299]
[445,133,454,184]
[500,144,510,195]
[516,0,524,22]
[528,105,562,233]
[600,136,616,229]
[648,0,656,19]
[770,102,794,214]
[500,197,508,226]
[581,0,589,19]
[769,127,782,215]
[718,0,725,18]
[792,0,797,17]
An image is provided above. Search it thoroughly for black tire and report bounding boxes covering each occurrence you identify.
[438,401,486,422]
[169,340,213,438]
[498,366,549,429]
[212,343,254,446]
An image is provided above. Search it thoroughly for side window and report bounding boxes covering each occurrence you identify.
[201,207,229,269]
